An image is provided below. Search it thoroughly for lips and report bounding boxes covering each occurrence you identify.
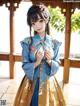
[37,28,41,30]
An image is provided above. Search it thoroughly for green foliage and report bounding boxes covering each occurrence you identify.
[48,6,80,33]
[71,12,80,32]
[48,6,65,32]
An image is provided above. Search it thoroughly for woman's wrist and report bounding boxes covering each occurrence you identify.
[34,62,38,68]
[46,60,52,66]
[34,61,40,68]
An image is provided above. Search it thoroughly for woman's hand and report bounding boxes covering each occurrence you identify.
[34,51,44,67]
[44,50,52,65]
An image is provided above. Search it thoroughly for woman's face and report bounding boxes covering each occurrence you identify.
[31,18,46,35]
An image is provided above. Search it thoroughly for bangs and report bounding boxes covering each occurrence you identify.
[31,13,42,23]
[27,12,43,26]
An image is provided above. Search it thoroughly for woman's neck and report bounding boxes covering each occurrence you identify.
[37,32,46,41]
[38,32,46,38]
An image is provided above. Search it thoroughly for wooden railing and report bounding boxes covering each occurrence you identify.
[0,53,80,67]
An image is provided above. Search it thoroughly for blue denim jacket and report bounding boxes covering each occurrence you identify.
[21,34,61,84]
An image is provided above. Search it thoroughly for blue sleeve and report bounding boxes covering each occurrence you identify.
[21,41,39,81]
[46,40,61,76]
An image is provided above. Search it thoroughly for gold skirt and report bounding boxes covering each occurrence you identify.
[13,75,35,106]
[13,75,66,106]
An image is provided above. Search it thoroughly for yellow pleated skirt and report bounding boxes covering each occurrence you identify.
[13,75,66,106]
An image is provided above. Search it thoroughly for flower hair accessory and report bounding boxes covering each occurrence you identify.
[37,3,50,23]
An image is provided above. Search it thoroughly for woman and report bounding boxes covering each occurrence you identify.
[14,3,65,106]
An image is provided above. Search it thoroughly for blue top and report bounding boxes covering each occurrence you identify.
[20,34,61,85]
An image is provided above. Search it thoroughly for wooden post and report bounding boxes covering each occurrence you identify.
[9,1,15,79]
[63,5,71,83]
[5,1,20,79]
[5,1,15,79]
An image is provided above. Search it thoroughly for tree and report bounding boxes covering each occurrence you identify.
[48,6,80,33]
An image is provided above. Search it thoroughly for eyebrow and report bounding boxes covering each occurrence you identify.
[31,18,43,23]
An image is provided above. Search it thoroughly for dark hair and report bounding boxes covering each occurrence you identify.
[27,3,50,35]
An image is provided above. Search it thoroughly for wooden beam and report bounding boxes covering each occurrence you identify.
[1,54,80,68]
[70,59,80,68]
[0,54,22,61]
[0,53,9,60]
[32,0,80,9]
[14,55,22,61]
